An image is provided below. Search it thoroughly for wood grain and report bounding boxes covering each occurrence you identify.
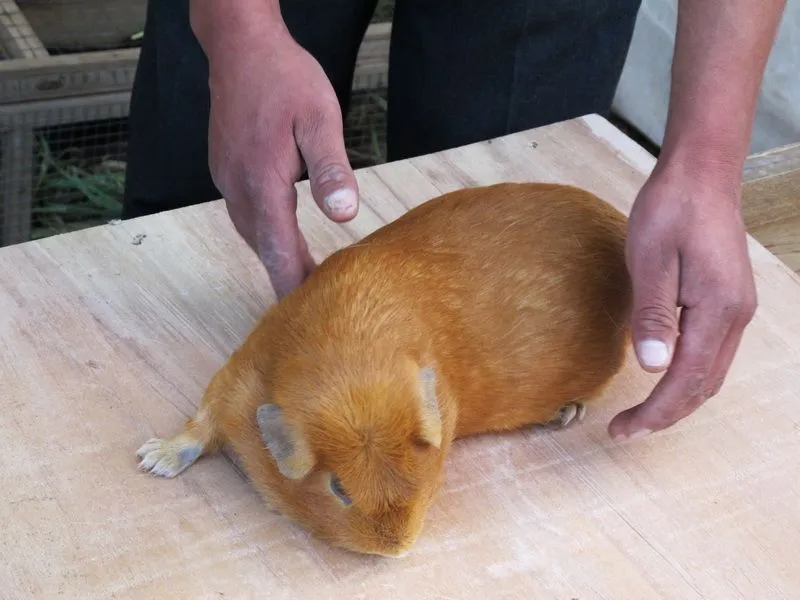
[2,114,800,599]
[742,142,800,275]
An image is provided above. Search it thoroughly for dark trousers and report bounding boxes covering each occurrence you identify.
[122,0,642,219]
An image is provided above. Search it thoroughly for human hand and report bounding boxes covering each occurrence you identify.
[205,24,359,299]
[608,166,757,440]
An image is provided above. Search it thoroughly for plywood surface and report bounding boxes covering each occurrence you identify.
[742,142,800,275]
[2,115,800,599]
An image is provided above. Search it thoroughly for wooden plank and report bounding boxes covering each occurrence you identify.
[742,141,800,228]
[746,213,800,275]
[0,122,32,243]
[741,142,800,275]
[743,141,800,183]
[353,21,390,90]
[0,21,392,105]
[2,114,800,598]
[0,47,138,105]
[0,0,44,246]
[0,90,130,129]
[0,0,46,59]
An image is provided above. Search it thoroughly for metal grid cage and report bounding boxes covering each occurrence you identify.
[0,0,393,246]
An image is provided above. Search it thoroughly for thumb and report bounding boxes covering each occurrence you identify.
[295,109,359,223]
[628,252,681,374]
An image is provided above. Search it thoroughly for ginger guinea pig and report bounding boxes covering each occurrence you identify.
[136,182,633,558]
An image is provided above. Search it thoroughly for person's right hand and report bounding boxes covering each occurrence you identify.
[205,24,359,299]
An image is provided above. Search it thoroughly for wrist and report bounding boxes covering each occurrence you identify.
[655,127,747,196]
[189,0,290,68]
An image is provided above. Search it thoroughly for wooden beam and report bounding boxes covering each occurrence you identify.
[0,47,138,105]
[0,0,47,59]
[0,22,392,105]
[741,142,800,275]
[742,142,800,227]
[0,0,46,246]
[0,90,131,129]
[0,123,33,244]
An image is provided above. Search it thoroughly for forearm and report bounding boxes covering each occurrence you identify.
[658,0,786,187]
[189,0,288,62]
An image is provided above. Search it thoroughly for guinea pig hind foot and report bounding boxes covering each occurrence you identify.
[547,401,587,430]
[137,434,206,478]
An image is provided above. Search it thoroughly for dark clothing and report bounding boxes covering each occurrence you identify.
[122,0,642,219]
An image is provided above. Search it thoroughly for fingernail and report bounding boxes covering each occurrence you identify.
[637,339,670,368]
[324,188,357,217]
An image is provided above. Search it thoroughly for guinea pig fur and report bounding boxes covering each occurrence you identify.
[137,182,633,558]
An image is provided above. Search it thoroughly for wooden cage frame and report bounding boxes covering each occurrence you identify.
[0,1,391,246]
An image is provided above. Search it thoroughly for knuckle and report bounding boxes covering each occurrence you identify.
[645,398,688,431]
[682,339,717,372]
[668,359,720,412]
[312,161,350,186]
[741,291,758,322]
[260,247,291,275]
[687,378,721,412]
[719,297,745,321]
[716,288,758,326]
[243,162,300,208]
[681,370,709,399]
[634,303,677,332]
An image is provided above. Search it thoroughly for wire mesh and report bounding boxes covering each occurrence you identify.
[0,0,394,246]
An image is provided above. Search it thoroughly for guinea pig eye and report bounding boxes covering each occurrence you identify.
[328,474,352,507]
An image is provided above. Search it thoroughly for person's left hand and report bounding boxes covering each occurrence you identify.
[608,163,758,441]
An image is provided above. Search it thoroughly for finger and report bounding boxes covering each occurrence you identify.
[251,182,310,300]
[224,198,258,256]
[609,302,733,439]
[221,170,311,299]
[627,242,681,374]
[294,107,359,223]
[703,289,757,396]
[297,229,317,276]
[702,323,745,398]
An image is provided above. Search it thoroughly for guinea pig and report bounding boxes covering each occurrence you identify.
[136,182,633,558]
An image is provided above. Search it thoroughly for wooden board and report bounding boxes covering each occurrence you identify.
[2,114,800,599]
[742,142,800,274]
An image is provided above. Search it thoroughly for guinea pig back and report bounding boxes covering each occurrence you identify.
[137,182,633,558]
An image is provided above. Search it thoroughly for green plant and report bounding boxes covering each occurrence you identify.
[31,135,124,239]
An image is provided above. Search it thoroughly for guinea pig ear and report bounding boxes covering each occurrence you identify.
[416,367,442,449]
[256,403,315,480]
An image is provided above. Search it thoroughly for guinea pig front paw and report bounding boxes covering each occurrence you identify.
[136,436,203,478]
[549,401,587,430]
